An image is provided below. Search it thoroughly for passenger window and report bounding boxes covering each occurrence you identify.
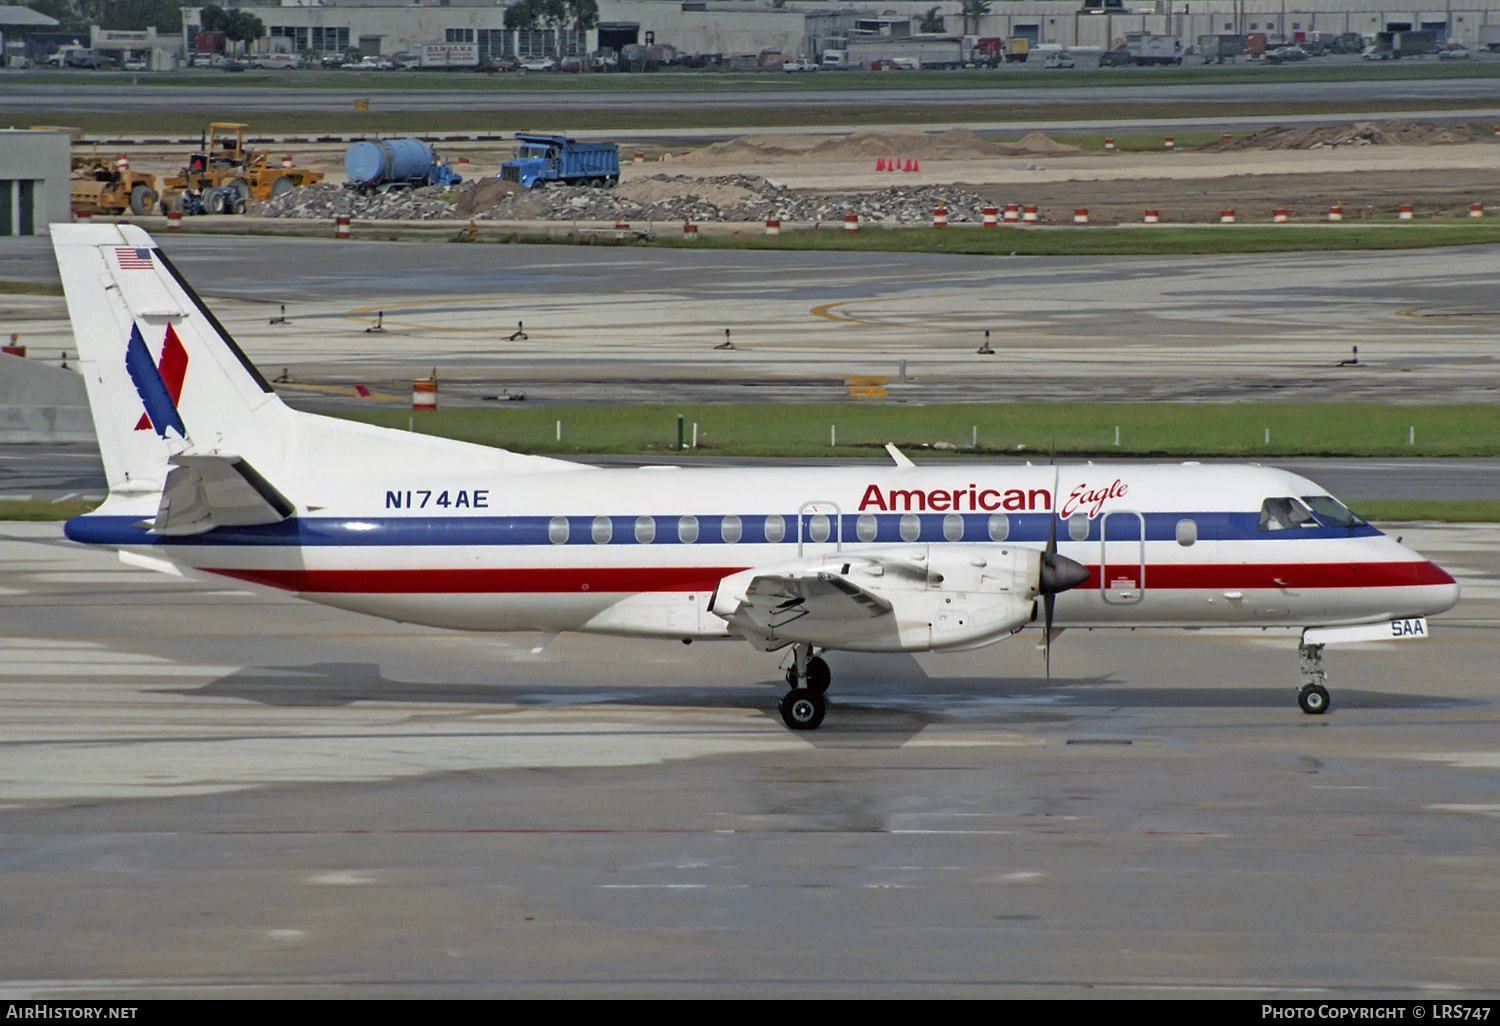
[1258,497,1318,532]
[634,515,655,544]
[987,513,1009,542]
[678,515,699,544]
[721,515,743,544]
[590,515,612,544]
[807,514,830,543]
[1176,518,1197,546]
[942,513,964,542]
[1067,513,1090,541]
[547,516,569,545]
[899,513,920,542]
[856,513,877,542]
[763,514,784,544]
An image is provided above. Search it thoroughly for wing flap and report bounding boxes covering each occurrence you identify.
[731,571,893,636]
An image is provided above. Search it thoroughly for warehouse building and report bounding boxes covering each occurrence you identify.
[184,1,1500,62]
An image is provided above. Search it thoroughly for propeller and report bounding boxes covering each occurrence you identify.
[1037,465,1089,679]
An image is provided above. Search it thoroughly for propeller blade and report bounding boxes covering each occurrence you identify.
[1043,592,1054,680]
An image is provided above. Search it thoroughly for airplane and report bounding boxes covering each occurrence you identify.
[49,223,1461,730]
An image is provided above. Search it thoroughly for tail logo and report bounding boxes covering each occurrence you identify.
[125,323,189,439]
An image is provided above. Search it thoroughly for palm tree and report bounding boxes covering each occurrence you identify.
[918,6,945,33]
[961,0,991,36]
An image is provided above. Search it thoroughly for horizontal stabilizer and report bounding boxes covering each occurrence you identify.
[150,454,295,535]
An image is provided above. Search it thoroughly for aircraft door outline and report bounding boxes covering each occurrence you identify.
[1101,510,1145,605]
[797,500,842,558]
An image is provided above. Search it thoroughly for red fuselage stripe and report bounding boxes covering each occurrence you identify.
[210,561,1455,595]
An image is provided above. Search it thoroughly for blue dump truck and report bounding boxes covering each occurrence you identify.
[499,134,620,189]
[344,139,463,191]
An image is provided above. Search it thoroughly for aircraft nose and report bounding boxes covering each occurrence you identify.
[1422,561,1462,615]
[1040,552,1090,594]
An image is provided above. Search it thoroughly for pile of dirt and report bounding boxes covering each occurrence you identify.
[680,127,1080,165]
[1203,119,1499,151]
[452,177,523,215]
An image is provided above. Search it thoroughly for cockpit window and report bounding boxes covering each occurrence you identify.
[1258,496,1319,531]
[1302,495,1365,528]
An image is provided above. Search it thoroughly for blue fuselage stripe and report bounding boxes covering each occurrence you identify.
[63,512,1382,548]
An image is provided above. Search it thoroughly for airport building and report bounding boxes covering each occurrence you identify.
[182,0,1500,62]
[0,130,71,237]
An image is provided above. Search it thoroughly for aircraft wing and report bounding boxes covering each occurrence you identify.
[150,454,295,535]
[732,570,893,635]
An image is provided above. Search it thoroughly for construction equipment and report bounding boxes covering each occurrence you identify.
[70,154,159,217]
[160,123,325,215]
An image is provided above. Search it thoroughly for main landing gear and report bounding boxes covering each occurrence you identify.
[779,643,830,731]
[1297,640,1331,715]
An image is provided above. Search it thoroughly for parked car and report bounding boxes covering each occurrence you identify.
[480,56,519,72]
[391,52,420,70]
[1361,47,1397,60]
[1263,45,1309,63]
[782,59,818,72]
[1438,43,1473,60]
[320,52,348,68]
[65,49,114,70]
[189,53,214,67]
[220,59,246,72]
[1096,49,1133,66]
[519,58,558,71]
[1043,53,1076,69]
[121,57,148,71]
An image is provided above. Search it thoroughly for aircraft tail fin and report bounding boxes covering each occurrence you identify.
[51,222,287,503]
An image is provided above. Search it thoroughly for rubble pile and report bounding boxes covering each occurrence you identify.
[470,175,998,224]
[253,174,1000,224]
[250,182,459,219]
[1204,119,1498,151]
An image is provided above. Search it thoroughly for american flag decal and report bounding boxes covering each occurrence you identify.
[115,247,153,270]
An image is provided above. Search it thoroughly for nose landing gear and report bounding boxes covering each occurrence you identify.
[779,643,830,730]
[1297,640,1331,715]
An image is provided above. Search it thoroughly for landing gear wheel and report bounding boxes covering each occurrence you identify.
[805,656,830,696]
[780,689,825,731]
[1298,683,1330,715]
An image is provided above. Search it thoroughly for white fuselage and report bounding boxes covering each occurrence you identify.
[72,461,1460,650]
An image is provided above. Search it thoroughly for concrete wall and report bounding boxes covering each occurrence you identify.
[0,130,70,237]
[0,351,95,443]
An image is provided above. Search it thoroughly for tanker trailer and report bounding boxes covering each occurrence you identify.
[344,139,464,191]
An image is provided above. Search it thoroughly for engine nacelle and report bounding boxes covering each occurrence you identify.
[709,544,1042,653]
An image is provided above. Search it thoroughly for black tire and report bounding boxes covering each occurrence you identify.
[806,656,831,695]
[270,176,295,199]
[229,178,251,204]
[206,190,226,215]
[779,690,825,731]
[129,184,157,215]
[1298,683,1330,715]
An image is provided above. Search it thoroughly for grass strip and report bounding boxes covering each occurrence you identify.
[141,221,1500,256]
[633,222,1500,256]
[0,500,98,521]
[1352,500,1500,522]
[331,403,1500,458]
[15,61,1498,93]
[0,281,64,296]
[9,98,1493,136]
